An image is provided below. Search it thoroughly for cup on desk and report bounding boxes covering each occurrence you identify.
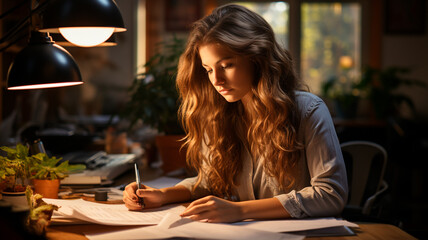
[105,128,128,154]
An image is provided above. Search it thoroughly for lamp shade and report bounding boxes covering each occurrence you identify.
[39,0,126,47]
[7,32,83,90]
[50,33,117,47]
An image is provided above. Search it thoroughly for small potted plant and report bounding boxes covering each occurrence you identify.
[30,153,85,199]
[25,185,59,236]
[0,143,32,192]
[0,155,16,191]
[0,143,33,206]
[0,143,31,206]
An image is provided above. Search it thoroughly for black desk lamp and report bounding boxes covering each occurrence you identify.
[7,31,82,90]
[1,0,126,90]
[39,0,126,47]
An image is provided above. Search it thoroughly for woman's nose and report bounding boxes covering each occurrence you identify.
[211,70,225,86]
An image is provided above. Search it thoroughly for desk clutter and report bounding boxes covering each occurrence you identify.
[59,151,137,185]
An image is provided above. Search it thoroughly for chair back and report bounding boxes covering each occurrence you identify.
[341,141,388,208]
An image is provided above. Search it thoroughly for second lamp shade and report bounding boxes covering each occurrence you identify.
[40,0,126,47]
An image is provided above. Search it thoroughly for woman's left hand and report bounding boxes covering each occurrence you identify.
[180,195,243,223]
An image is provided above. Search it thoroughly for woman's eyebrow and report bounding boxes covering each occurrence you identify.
[202,56,234,67]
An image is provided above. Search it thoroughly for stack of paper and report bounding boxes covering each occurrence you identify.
[45,198,358,240]
[45,198,185,226]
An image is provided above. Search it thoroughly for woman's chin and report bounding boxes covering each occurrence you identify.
[222,96,240,102]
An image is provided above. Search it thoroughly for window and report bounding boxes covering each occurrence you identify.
[223,1,363,96]
[234,1,289,48]
[301,3,361,94]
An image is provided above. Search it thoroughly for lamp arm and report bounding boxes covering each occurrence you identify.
[0,0,29,20]
[0,0,51,46]
[0,32,28,53]
[0,18,30,45]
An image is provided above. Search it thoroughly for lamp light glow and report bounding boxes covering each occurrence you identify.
[8,82,83,90]
[50,33,117,47]
[59,27,115,47]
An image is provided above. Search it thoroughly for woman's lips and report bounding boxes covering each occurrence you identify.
[218,88,232,94]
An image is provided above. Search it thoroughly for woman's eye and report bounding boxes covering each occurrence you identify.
[221,64,232,69]
[206,69,213,74]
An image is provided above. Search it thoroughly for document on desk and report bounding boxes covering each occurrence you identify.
[44,198,186,226]
[232,217,358,233]
[85,212,304,240]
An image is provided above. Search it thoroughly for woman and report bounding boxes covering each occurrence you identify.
[123,4,348,223]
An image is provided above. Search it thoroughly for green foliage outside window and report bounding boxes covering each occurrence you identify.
[302,3,361,94]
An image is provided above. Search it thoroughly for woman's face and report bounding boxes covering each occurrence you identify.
[199,43,254,104]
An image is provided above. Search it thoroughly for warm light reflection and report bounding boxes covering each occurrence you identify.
[339,56,353,69]
[59,27,114,47]
[8,82,83,90]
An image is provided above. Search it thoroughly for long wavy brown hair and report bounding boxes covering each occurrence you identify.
[176,4,304,198]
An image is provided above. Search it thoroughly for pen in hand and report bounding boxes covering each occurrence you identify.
[134,163,145,209]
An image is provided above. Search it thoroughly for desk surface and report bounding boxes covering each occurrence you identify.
[46,222,416,240]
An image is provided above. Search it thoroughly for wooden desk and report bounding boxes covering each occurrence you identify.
[46,222,416,240]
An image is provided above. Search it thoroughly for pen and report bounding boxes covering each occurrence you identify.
[134,163,145,208]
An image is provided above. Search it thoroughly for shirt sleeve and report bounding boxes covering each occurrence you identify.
[175,138,213,200]
[274,96,348,218]
[176,176,212,200]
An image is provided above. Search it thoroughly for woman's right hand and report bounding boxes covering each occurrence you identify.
[122,182,165,210]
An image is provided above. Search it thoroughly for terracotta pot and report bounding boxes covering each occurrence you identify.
[32,179,60,199]
[155,135,187,174]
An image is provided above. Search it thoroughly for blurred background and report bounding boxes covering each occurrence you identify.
[1,0,427,238]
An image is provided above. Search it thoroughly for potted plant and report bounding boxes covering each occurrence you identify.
[0,143,33,206]
[30,153,85,199]
[322,66,425,120]
[0,155,17,191]
[321,76,360,119]
[121,36,185,134]
[356,66,425,119]
[25,185,59,236]
[120,36,189,175]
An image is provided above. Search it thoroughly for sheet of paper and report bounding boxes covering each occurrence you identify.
[157,212,193,229]
[44,198,186,226]
[85,212,304,240]
[232,217,358,233]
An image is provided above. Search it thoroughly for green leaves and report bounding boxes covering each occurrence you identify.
[358,66,426,119]
[25,186,59,236]
[0,143,86,183]
[0,143,32,184]
[0,143,29,160]
[0,166,15,179]
[322,66,426,119]
[121,36,185,134]
[30,153,85,180]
